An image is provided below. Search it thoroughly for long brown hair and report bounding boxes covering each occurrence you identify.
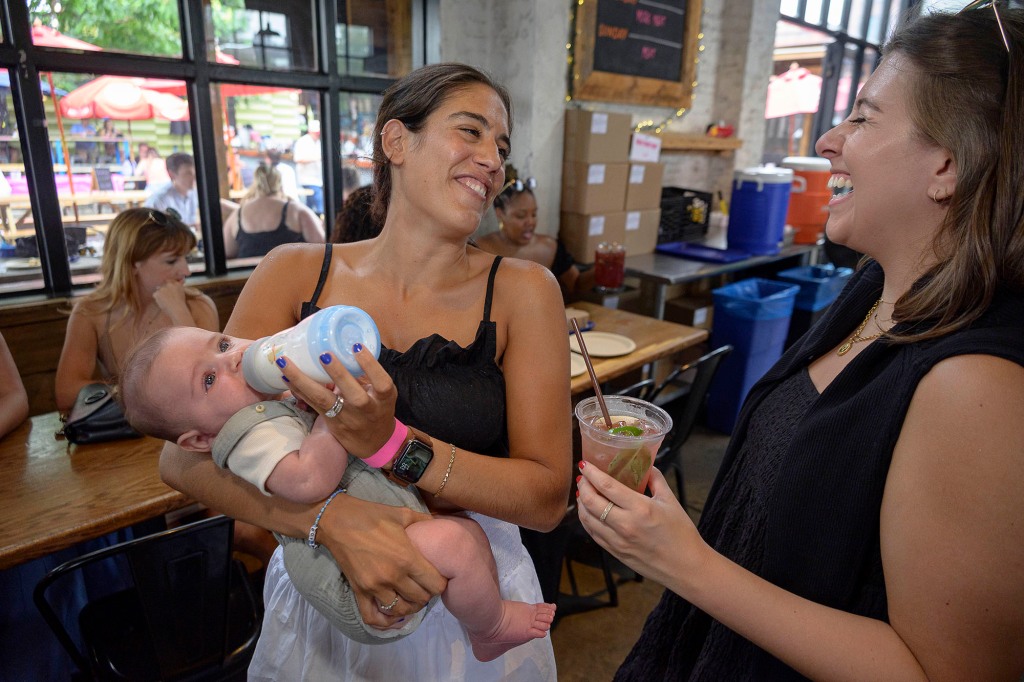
[884,8,1024,342]
[83,207,200,322]
[370,63,513,226]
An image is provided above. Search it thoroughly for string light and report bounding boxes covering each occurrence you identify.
[565,1,707,134]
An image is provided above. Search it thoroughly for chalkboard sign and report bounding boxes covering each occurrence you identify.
[572,0,703,108]
[592,0,686,83]
[92,167,114,191]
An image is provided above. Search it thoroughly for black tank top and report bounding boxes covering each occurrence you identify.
[236,200,305,258]
[301,247,508,457]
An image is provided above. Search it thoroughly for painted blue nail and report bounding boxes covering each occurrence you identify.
[320,353,332,364]
[352,343,363,354]
[276,358,287,368]
[282,376,289,383]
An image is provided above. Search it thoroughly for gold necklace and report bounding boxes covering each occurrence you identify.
[837,298,884,356]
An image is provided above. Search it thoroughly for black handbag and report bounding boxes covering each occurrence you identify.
[58,383,143,445]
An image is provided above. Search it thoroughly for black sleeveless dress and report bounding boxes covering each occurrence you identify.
[301,246,508,457]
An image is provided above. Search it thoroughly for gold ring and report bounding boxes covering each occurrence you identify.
[324,395,345,418]
[378,595,400,612]
[599,501,615,523]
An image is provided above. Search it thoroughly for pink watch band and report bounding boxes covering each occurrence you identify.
[362,418,408,468]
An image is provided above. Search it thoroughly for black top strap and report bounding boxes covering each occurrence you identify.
[279,199,290,225]
[483,256,502,323]
[299,244,333,320]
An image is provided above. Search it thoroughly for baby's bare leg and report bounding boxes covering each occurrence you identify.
[406,515,555,662]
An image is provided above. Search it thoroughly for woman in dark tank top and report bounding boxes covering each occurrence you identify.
[160,64,569,680]
[222,163,326,258]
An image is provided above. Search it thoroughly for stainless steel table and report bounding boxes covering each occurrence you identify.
[625,242,821,319]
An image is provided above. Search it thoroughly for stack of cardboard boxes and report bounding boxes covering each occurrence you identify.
[559,110,664,264]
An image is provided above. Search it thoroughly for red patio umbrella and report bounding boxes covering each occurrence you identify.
[31,23,104,220]
[59,75,189,121]
[765,64,822,119]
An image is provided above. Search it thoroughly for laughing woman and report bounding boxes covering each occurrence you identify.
[578,7,1024,680]
[159,63,569,680]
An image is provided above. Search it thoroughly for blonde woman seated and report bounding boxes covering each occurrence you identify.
[475,164,593,302]
[223,164,325,258]
[55,207,218,413]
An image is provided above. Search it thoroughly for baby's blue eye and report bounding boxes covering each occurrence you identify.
[218,339,230,352]
[203,372,216,390]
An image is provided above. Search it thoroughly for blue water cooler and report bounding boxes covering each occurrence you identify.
[727,166,795,256]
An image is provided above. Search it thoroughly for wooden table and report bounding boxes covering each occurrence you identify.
[0,412,190,570]
[569,301,708,395]
[0,190,150,232]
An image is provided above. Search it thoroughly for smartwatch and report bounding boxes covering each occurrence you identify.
[386,436,434,485]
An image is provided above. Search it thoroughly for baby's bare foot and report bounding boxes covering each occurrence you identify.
[468,601,556,662]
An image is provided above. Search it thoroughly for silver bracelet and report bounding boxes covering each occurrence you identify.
[308,487,346,549]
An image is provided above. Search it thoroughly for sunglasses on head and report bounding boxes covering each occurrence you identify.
[959,0,1010,52]
[147,208,185,228]
[501,176,537,194]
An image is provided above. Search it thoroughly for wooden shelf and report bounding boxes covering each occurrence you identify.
[659,133,742,153]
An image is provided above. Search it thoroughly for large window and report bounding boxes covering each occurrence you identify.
[766,0,915,164]
[0,0,423,298]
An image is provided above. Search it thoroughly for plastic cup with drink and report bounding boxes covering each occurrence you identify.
[574,395,672,492]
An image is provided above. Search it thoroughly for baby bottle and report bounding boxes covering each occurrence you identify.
[241,305,381,394]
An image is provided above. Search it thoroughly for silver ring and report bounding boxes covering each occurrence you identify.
[324,395,345,418]
[599,501,615,523]
[378,595,400,612]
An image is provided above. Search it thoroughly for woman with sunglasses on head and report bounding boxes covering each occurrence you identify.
[476,164,593,302]
[55,207,218,412]
[159,63,567,680]
[578,7,1024,680]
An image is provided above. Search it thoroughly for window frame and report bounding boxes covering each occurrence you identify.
[0,0,426,299]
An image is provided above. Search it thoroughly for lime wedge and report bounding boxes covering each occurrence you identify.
[608,425,643,437]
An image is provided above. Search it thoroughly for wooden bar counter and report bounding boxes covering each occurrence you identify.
[0,412,190,570]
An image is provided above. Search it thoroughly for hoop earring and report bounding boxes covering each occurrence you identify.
[930,188,947,203]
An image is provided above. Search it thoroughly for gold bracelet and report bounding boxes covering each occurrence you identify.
[433,443,456,498]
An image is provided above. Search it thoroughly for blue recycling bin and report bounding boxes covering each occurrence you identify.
[707,278,799,434]
[776,265,854,347]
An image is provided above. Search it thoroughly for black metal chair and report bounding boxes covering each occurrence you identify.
[34,515,261,681]
[647,344,734,511]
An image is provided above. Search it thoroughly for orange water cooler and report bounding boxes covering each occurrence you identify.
[782,156,831,244]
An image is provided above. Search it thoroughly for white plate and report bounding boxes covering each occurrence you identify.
[569,331,637,358]
[570,352,588,377]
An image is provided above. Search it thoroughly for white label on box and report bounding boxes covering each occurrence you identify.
[590,112,608,135]
[629,164,646,184]
[626,211,641,231]
[588,216,606,236]
[587,164,607,185]
[629,132,662,162]
[693,307,709,326]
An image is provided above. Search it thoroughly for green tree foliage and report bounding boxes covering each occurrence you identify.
[29,0,183,56]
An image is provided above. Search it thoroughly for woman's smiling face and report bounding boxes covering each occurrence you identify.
[398,83,510,234]
[814,52,952,260]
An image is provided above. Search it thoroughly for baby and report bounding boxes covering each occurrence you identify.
[119,325,555,661]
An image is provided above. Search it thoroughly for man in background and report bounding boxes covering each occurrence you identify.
[144,152,198,228]
[293,120,323,216]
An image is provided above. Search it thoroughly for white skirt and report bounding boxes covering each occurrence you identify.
[248,513,558,681]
